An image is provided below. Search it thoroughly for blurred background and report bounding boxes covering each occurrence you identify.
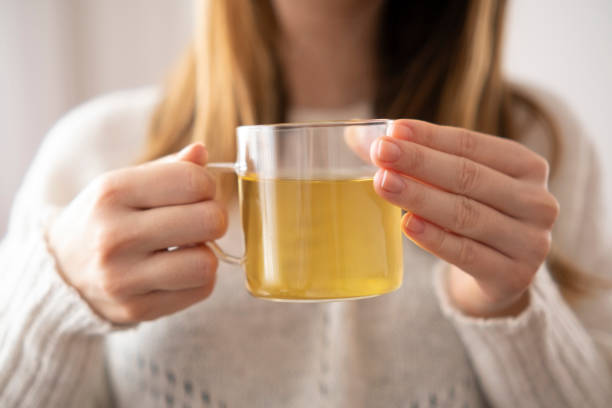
[1,0,611,234]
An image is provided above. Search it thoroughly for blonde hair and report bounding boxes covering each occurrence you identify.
[143,0,282,200]
[141,0,592,296]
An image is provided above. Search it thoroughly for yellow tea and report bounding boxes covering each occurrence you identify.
[239,176,403,300]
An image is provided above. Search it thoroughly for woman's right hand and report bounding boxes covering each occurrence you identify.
[47,143,227,324]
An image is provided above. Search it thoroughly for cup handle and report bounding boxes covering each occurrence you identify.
[206,162,245,265]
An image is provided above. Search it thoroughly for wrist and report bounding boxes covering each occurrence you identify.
[446,265,530,318]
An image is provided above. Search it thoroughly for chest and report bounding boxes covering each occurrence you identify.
[105,239,485,408]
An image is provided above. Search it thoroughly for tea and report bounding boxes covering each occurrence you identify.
[239,176,403,300]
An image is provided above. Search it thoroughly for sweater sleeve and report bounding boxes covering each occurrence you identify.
[0,89,156,407]
[434,262,612,408]
[0,210,115,407]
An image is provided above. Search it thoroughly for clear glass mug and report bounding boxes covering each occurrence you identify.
[208,120,403,302]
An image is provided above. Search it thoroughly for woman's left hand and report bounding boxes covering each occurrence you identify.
[371,119,560,318]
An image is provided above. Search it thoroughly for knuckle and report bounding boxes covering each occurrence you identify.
[543,195,560,226]
[531,231,552,261]
[92,173,123,208]
[551,199,560,222]
[93,221,138,260]
[453,196,480,231]
[535,194,560,227]
[457,238,477,267]
[93,224,118,263]
[458,128,477,157]
[195,246,219,276]
[184,164,216,198]
[516,188,531,211]
[97,273,128,300]
[526,155,550,180]
[508,264,536,293]
[457,158,480,195]
[521,189,560,227]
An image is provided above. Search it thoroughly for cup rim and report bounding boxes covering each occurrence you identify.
[237,118,391,132]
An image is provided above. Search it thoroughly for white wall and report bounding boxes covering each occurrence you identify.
[1,1,611,234]
[505,0,612,203]
[0,0,193,234]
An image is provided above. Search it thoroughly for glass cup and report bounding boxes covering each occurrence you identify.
[208,119,403,302]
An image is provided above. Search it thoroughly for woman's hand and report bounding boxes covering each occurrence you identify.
[47,143,227,324]
[371,120,559,318]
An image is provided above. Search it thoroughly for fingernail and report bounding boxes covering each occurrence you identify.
[404,214,425,234]
[381,170,404,193]
[376,138,401,162]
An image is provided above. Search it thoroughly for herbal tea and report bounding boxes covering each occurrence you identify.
[239,176,403,300]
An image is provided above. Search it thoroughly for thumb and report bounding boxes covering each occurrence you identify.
[344,126,375,164]
[176,143,208,166]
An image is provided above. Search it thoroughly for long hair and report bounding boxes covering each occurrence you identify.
[140,0,592,297]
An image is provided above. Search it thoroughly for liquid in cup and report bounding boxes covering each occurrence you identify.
[209,120,404,301]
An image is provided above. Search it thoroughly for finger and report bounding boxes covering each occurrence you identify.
[371,136,541,221]
[400,212,530,301]
[137,200,228,251]
[390,119,549,181]
[374,169,534,259]
[124,245,218,294]
[110,283,216,324]
[176,143,208,165]
[154,143,208,165]
[103,161,216,208]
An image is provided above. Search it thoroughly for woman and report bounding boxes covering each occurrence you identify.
[1,0,611,407]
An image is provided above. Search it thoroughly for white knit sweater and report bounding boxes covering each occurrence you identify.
[1,87,611,408]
